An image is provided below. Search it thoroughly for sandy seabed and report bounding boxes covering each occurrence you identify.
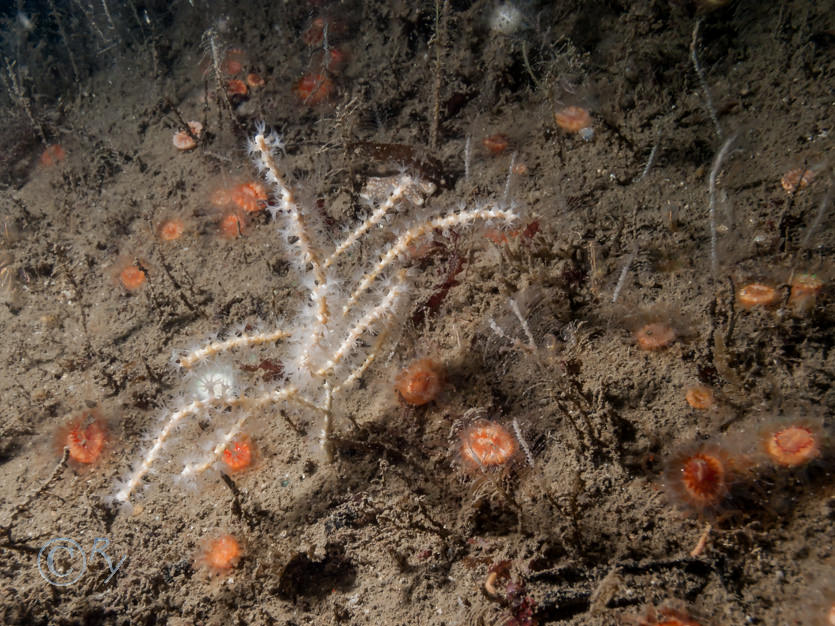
[0,1,833,624]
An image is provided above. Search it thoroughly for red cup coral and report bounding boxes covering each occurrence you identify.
[196,533,242,576]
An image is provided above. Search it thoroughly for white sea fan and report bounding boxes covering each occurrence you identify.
[111,125,520,506]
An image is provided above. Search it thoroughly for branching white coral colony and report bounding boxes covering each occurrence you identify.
[113,126,520,504]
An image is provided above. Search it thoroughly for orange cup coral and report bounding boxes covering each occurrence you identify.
[119,264,146,290]
[196,534,242,575]
[227,78,248,97]
[246,73,265,88]
[737,283,778,309]
[172,121,202,151]
[157,218,185,241]
[780,167,815,193]
[222,435,255,472]
[685,385,715,410]
[40,144,66,167]
[789,273,823,314]
[483,133,509,155]
[554,106,592,134]
[294,73,334,105]
[663,444,734,515]
[395,358,443,406]
[635,322,676,351]
[760,421,822,468]
[218,210,246,239]
[55,411,108,465]
[459,420,517,472]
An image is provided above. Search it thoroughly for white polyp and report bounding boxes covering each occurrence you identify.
[189,363,239,401]
[490,2,523,35]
